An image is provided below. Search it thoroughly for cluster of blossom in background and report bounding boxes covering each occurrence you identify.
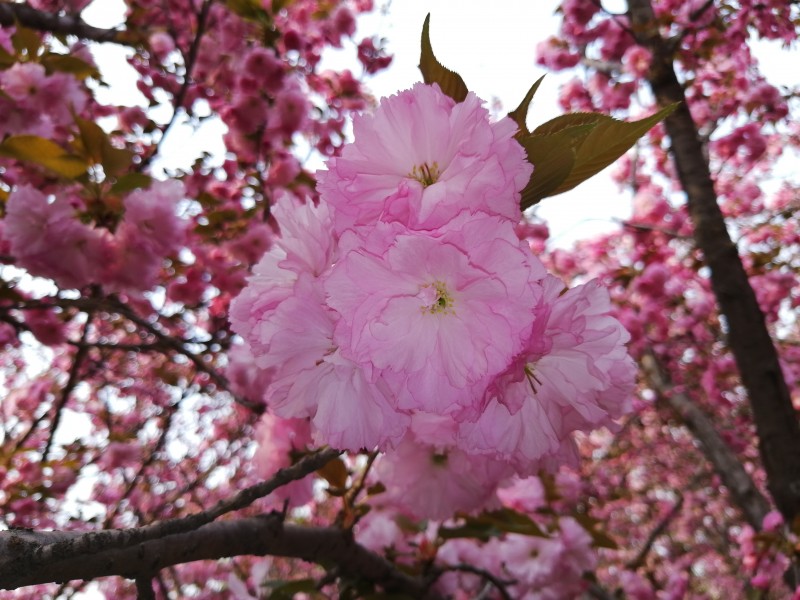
[231,82,636,524]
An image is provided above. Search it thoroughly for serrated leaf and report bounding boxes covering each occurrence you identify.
[316,457,348,489]
[536,114,605,137]
[41,54,101,79]
[519,122,596,209]
[419,14,468,103]
[0,135,88,179]
[545,105,677,198]
[509,75,546,137]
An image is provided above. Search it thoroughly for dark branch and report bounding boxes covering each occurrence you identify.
[0,517,442,598]
[0,3,130,45]
[0,447,340,574]
[626,488,684,569]
[642,351,770,529]
[433,563,515,600]
[627,0,800,523]
[139,0,214,170]
[44,314,93,461]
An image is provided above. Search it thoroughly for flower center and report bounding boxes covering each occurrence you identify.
[524,363,542,393]
[431,451,448,466]
[419,281,455,315]
[409,162,441,187]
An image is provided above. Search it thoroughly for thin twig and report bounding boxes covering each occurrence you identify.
[139,0,215,170]
[43,313,93,462]
[625,493,685,569]
[430,564,516,600]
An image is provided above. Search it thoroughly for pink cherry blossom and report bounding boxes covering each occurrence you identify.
[460,275,635,473]
[318,82,531,232]
[5,185,107,289]
[374,429,511,520]
[252,413,314,507]
[325,215,541,413]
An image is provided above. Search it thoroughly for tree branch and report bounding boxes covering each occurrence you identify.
[0,517,442,598]
[43,313,93,461]
[627,0,800,523]
[641,350,770,529]
[0,2,130,45]
[625,477,695,570]
[0,447,340,574]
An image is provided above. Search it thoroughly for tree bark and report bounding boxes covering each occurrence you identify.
[0,3,129,45]
[627,0,800,523]
[642,352,771,529]
[0,517,442,598]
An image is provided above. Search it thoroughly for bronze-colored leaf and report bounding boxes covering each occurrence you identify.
[509,75,546,137]
[0,135,88,179]
[419,14,468,103]
[317,456,348,489]
[546,104,678,198]
[519,122,596,209]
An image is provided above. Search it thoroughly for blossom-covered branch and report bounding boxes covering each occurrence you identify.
[642,351,770,528]
[627,0,800,522]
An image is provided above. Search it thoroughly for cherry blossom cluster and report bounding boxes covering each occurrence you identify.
[232,82,636,519]
[3,180,186,293]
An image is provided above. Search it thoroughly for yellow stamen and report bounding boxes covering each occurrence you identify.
[409,162,441,187]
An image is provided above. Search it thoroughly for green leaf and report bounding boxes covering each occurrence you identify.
[532,112,606,136]
[478,508,547,537]
[74,116,133,177]
[554,105,676,195]
[508,75,546,136]
[11,27,41,57]
[438,508,547,542]
[0,135,88,179]
[226,0,270,23]
[573,513,619,550]
[519,122,596,209]
[41,54,101,80]
[419,14,468,103]
[110,173,152,195]
[519,104,677,207]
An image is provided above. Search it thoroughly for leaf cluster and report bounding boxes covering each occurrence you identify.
[419,14,676,210]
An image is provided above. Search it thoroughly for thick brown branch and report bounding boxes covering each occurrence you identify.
[627,0,800,522]
[1,447,340,573]
[0,517,442,598]
[642,351,770,529]
[0,3,129,45]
